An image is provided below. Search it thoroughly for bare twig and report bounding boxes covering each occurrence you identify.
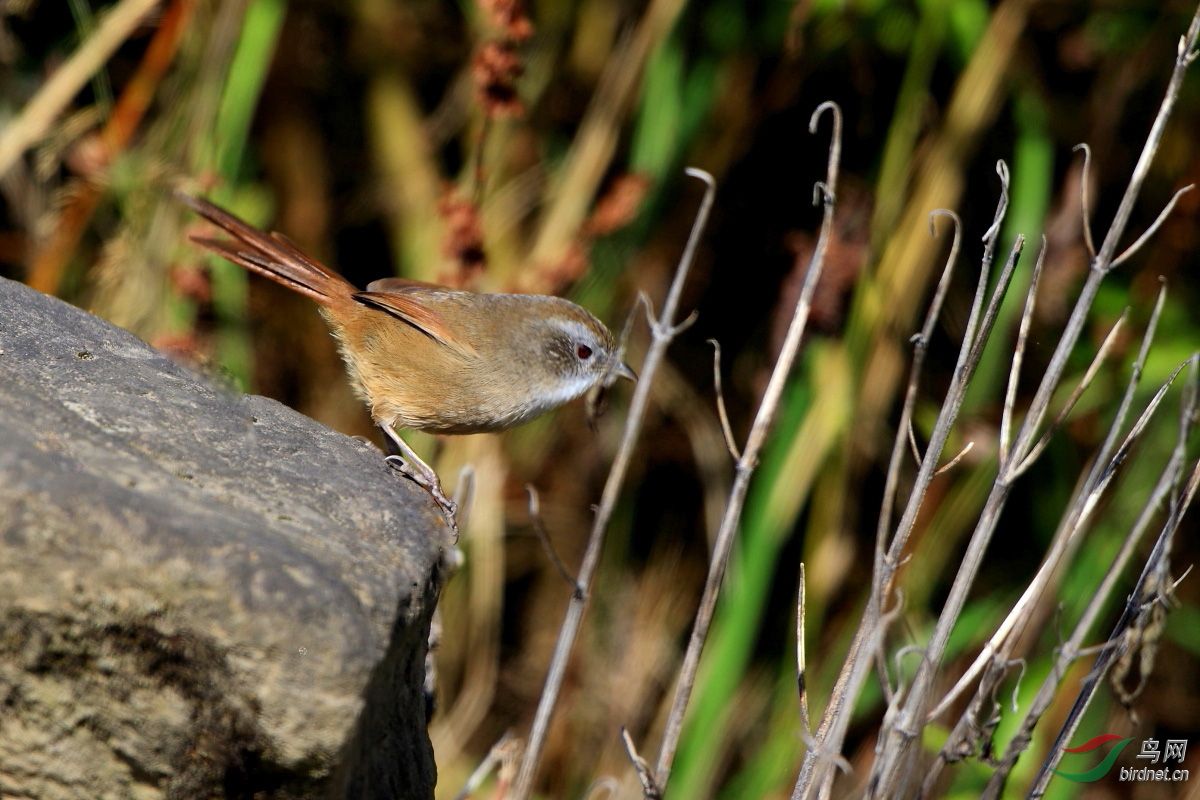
[983,357,1198,798]
[907,420,923,467]
[999,238,1047,466]
[865,9,1200,792]
[453,731,518,800]
[797,563,811,738]
[510,167,716,799]
[876,210,963,572]
[708,339,742,460]
[927,285,1168,726]
[1030,450,1200,795]
[525,485,579,595]
[1009,310,1129,479]
[0,0,161,178]
[613,298,641,380]
[589,299,642,424]
[796,162,1012,800]
[793,210,963,800]
[1171,563,1194,592]
[1072,144,1097,260]
[926,358,1190,794]
[1110,184,1195,268]
[1092,12,1200,278]
[965,231,1025,369]
[646,102,843,795]
[621,727,662,799]
[934,441,975,476]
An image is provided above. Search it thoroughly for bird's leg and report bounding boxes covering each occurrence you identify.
[380,425,458,520]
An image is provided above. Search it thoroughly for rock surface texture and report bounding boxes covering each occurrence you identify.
[0,277,448,799]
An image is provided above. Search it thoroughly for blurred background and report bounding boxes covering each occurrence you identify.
[2,0,1199,797]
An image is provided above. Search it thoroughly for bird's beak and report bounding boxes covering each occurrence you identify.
[613,361,638,383]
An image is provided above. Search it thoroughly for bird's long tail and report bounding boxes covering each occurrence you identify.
[177,192,355,306]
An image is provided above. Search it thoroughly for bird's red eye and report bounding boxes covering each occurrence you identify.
[576,344,593,360]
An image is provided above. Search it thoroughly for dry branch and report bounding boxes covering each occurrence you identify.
[640,101,843,797]
[509,168,716,799]
[795,7,1200,796]
[982,359,1199,798]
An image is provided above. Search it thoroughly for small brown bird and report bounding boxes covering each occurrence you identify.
[179,193,635,516]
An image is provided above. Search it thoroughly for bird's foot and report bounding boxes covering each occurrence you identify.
[386,454,459,522]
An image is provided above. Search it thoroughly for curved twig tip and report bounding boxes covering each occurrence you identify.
[809,100,841,133]
[927,209,961,239]
[979,161,1012,243]
[812,180,831,206]
[1073,143,1098,258]
[684,166,716,188]
[995,159,1011,185]
[707,338,742,461]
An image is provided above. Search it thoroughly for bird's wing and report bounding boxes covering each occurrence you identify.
[365,276,450,293]
[352,289,479,358]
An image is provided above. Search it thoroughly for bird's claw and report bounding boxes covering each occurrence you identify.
[386,454,459,522]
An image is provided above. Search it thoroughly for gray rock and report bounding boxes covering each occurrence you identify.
[0,277,449,799]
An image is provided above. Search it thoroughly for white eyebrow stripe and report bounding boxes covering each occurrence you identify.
[553,319,599,346]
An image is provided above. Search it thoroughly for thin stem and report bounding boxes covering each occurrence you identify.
[708,339,742,460]
[999,237,1047,466]
[1092,10,1200,273]
[934,441,974,476]
[796,160,1012,796]
[622,728,661,799]
[651,101,843,794]
[824,160,1016,797]
[984,359,1198,798]
[1009,310,1129,479]
[510,167,716,799]
[1110,184,1195,268]
[797,563,811,737]
[791,210,960,799]
[925,359,1189,794]
[1072,143,1097,260]
[868,10,1200,790]
[875,210,962,576]
[453,731,516,800]
[927,284,1167,726]
[1030,451,1200,796]
[965,231,1025,370]
[526,485,579,595]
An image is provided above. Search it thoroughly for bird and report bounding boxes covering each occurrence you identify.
[178,192,635,519]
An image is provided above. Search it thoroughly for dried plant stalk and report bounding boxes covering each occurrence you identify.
[641,101,843,797]
[793,6,1200,798]
[510,168,716,799]
[981,359,1198,798]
